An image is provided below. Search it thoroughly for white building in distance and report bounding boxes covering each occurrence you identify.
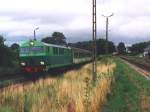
[144,45,150,58]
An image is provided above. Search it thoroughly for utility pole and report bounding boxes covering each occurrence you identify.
[102,13,113,54]
[34,27,39,40]
[92,0,97,82]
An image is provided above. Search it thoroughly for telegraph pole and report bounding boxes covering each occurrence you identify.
[92,0,97,82]
[102,13,113,54]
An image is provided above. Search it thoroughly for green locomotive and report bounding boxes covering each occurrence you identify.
[19,40,91,73]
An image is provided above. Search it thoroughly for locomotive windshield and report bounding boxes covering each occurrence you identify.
[20,46,44,54]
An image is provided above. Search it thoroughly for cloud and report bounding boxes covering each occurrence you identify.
[98,0,150,43]
[0,0,150,45]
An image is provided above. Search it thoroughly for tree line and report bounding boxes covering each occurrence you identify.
[42,32,116,55]
[130,41,150,54]
[0,36,19,68]
[0,32,116,70]
[0,31,149,72]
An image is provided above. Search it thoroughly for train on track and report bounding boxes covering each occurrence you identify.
[19,40,92,73]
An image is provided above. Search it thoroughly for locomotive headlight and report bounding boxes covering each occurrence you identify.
[30,41,34,46]
[40,61,45,65]
[21,62,26,66]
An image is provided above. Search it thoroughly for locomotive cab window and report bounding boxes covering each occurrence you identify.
[20,46,44,54]
[31,46,44,53]
[20,47,29,54]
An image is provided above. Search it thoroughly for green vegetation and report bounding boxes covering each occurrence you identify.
[117,42,126,54]
[41,32,116,55]
[0,80,14,87]
[0,36,19,74]
[103,58,150,112]
[42,32,67,45]
[0,106,14,112]
[1,56,149,112]
[130,41,150,55]
[0,60,116,112]
[69,39,116,55]
[0,32,116,74]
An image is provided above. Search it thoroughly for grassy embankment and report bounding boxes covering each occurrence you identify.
[0,58,116,112]
[103,58,150,112]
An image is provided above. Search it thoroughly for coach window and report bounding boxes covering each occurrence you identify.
[65,49,69,55]
[68,50,71,56]
[74,52,77,58]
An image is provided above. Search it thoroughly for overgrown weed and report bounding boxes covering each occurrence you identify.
[0,59,116,112]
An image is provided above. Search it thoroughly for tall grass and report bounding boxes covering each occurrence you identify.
[0,59,116,112]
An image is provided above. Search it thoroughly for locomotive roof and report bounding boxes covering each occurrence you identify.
[70,47,91,54]
[43,43,71,49]
[20,40,44,47]
[20,40,70,49]
[20,40,91,53]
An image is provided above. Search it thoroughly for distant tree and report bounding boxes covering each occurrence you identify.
[42,32,66,45]
[117,42,126,54]
[0,35,6,66]
[0,35,5,46]
[96,39,106,54]
[41,36,54,44]
[68,38,116,55]
[97,39,115,55]
[52,32,66,44]
[130,41,150,54]
[0,36,19,67]
[68,41,93,51]
[11,43,20,59]
[11,43,20,51]
[108,41,116,53]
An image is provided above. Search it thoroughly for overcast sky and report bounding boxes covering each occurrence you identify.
[0,0,150,45]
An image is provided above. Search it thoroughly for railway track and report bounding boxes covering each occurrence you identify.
[120,56,150,80]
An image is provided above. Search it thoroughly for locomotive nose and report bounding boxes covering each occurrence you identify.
[29,58,37,66]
